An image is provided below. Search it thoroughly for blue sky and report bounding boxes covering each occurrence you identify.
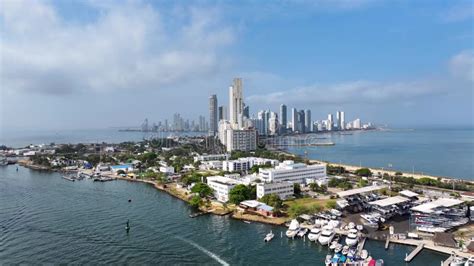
[0,0,473,130]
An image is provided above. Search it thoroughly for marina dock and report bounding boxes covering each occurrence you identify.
[356,237,367,256]
[385,236,390,250]
[404,243,424,262]
[442,254,455,266]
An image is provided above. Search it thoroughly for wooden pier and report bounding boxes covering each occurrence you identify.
[404,243,424,262]
[442,254,455,266]
[356,237,367,256]
[385,236,390,250]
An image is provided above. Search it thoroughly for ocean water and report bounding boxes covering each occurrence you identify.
[286,128,474,180]
[0,165,448,264]
[1,127,473,179]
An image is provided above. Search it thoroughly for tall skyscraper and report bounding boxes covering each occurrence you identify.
[340,111,345,130]
[243,104,249,118]
[304,109,311,133]
[327,113,333,131]
[298,110,305,133]
[229,78,243,127]
[280,104,287,134]
[209,94,218,136]
[218,106,225,121]
[291,108,297,132]
[268,112,279,135]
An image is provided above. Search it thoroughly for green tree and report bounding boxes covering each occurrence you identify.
[355,168,372,177]
[358,179,369,188]
[293,183,301,196]
[260,194,283,209]
[229,184,251,204]
[310,183,327,193]
[191,182,213,198]
[190,195,202,208]
[288,203,308,218]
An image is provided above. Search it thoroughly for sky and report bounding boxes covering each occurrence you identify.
[0,0,473,130]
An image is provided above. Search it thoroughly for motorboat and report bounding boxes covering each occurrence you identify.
[297,228,308,237]
[450,255,467,266]
[465,256,474,266]
[345,232,359,246]
[342,245,349,255]
[329,240,338,250]
[334,243,343,253]
[286,219,300,238]
[347,248,356,259]
[264,231,274,242]
[361,249,368,259]
[318,226,335,245]
[356,224,364,231]
[348,222,355,230]
[330,209,342,217]
[331,254,341,265]
[325,255,332,266]
[308,228,321,242]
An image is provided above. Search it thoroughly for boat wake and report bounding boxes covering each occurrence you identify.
[175,236,229,266]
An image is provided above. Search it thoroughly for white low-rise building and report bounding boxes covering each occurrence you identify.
[199,160,223,170]
[257,182,294,200]
[259,160,327,185]
[194,154,230,162]
[159,166,175,174]
[223,157,279,172]
[206,176,240,202]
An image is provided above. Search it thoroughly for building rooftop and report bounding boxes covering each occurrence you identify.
[399,190,419,198]
[369,196,410,207]
[337,185,388,198]
[410,198,464,213]
[207,176,240,186]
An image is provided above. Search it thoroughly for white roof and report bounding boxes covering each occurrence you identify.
[369,196,410,207]
[411,198,464,213]
[240,200,261,208]
[399,190,419,198]
[337,185,388,198]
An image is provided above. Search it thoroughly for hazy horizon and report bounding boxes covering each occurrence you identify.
[1,0,473,130]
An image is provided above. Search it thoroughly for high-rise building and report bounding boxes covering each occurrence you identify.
[280,104,287,134]
[264,110,270,135]
[336,111,341,130]
[327,114,333,131]
[268,112,279,136]
[209,94,218,136]
[243,104,249,118]
[298,110,305,133]
[304,109,311,133]
[340,111,345,130]
[291,108,298,132]
[218,106,225,121]
[353,118,361,129]
[225,128,257,152]
[229,78,243,128]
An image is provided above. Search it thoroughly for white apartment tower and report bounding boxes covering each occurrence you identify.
[327,114,333,131]
[291,108,298,132]
[209,94,218,136]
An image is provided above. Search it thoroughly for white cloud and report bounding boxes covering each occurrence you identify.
[449,50,474,82]
[0,0,234,95]
[246,80,442,106]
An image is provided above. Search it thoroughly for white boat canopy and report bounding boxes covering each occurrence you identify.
[369,196,410,207]
[410,198,464,213]
[399,190,419,198]
[337,185,387,198]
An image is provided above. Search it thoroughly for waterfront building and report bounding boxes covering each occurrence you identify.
[225,128,257,152]
[340,111,345,130]
[206,176,239,202]
[222,157,279,172]
[256,181,294,200]
[194,154,230,162]
[280,104,287,134]
[304,109,311,133]
[291,108,298,133]
[353,118,361,129]
[259,161,327,184]
[298,110,305,133]
[229,78,243,128]
[209,94,218,136]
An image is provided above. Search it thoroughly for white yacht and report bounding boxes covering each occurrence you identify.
[308,228,321,242]
[465,256,474,266]
[318,226,335,245]
[286,219,300,238]
[345,231,359,246]
[297,228,308,237]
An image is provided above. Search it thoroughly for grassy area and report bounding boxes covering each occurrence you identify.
[284,197,335,210]
[232,212,288,225]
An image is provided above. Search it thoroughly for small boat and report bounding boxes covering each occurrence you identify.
[244,221,251,224]
[342,245,349,255]
[264,231,274,242]
[361,249,369,259]
[375,259,384,266]
[334,243,343,253]
[356,224,364,231]
[345,231,359,246]
[308,228,321,242]
[348,222,355,230]
[330,209,342,217]
[62,175,76,182]
[125,220,130,231]
[329,240,338,250]
[347,248,356,259]
[297,228,308,237]
[325,255,332,266]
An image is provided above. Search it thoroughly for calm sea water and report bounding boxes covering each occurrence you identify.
[286,128,474,180]
[1,127,473,179]
[0,165,448,264]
